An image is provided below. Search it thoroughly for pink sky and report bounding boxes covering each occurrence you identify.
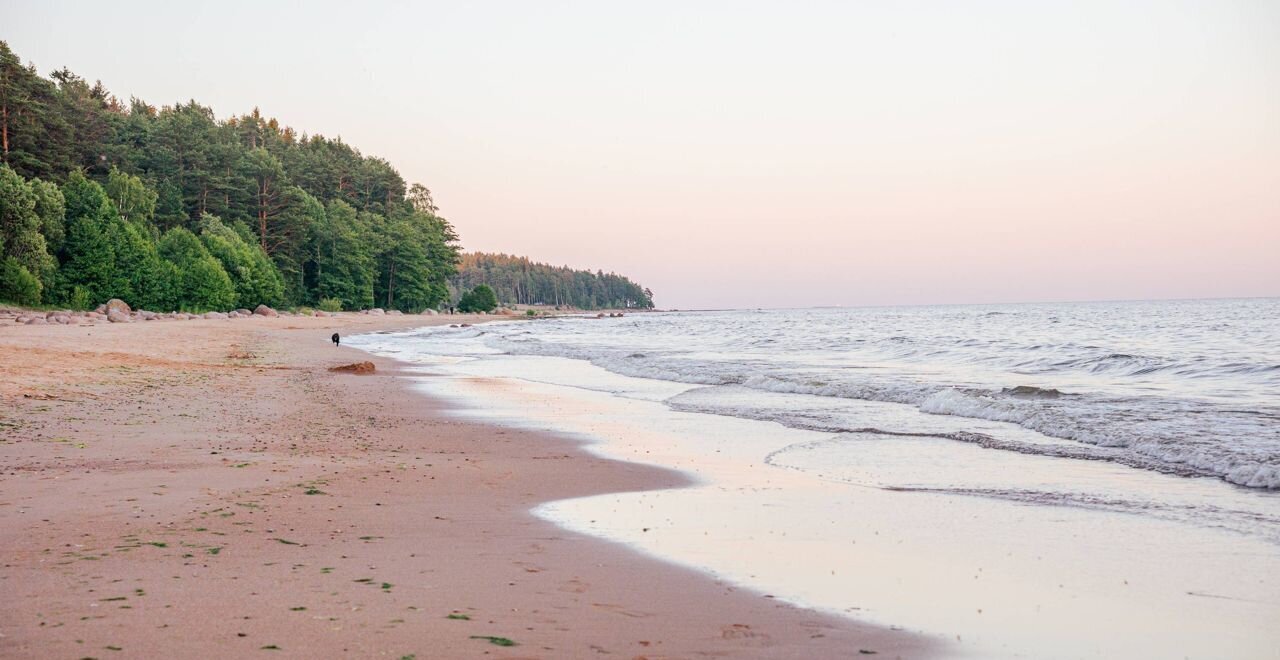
[6,1,1278,308]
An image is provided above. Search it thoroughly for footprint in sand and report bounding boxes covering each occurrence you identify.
[721,623,773,646]
[558,578,588,594]
[592,602,651,618]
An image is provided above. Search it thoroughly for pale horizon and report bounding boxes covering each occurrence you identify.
[5,0,1278,309]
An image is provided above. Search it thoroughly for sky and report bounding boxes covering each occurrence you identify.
[4,0,1278,309]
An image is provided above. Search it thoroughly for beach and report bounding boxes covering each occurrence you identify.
[0,313,934,659]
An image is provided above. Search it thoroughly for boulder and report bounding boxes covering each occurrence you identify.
[387,309,403,316]
[235,308,251,316]
[104,299,131,315]
[420,309,438,315]
[368,308,386,316]
[203,311,228,320]
[52,315,72,324]
[107,310,130,323]
[25,317,47,325]
[253,304,278,317]
[94,304,107,314]
[139,310,157,320]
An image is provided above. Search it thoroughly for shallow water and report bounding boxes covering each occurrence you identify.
[350,299,1280,658]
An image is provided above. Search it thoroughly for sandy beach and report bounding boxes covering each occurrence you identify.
[0,313,935,659]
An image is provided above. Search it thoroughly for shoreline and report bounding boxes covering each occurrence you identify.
[355,315,1280,659]
[0,313,938,658]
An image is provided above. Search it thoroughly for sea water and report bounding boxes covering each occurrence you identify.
[349,299,1280,658]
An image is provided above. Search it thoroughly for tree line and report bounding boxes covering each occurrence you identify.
[0,41,655,313]
[450,253,654,310]
[0,41,458,312]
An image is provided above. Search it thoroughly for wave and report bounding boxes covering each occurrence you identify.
[479,332,1280,490]
[761,433,1280,544]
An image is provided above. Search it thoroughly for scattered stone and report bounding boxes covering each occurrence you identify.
[25,317,47,325]
[253,304,278,317]
[203,312,228,320]
[329,361,376,374]
[139,310,157,320]
[459,323,472,328]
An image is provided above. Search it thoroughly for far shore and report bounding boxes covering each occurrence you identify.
[0,311,936,658]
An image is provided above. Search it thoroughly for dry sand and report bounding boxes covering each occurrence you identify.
[0,313,937,658]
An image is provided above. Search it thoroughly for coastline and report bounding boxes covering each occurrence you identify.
[354,311,1280,659]
[0,313,937,658]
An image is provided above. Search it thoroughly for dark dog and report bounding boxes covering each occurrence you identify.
[332,332,340,347]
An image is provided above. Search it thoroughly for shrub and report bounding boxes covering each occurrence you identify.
[457,284,498,313]
[68,285,92,311]
[525,309,537,316]
[317,297,343,312]
[0,257,42,306]
[157,228,237,311]
[198,214,284,308]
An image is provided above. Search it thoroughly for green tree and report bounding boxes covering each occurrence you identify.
[0,256,40,305]
[157,227,235,311]
[310,199,374,310]
[0,165,55,292]
[56,171,118,303]
[104,217,174,310]
[105,166,157,231]
[1,42,75,179]
[457,284,498,313]
[29,177,65,255]
[275,187,324,305]
[198,213,283,308]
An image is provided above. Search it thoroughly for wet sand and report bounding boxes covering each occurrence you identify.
[0,313,937,658]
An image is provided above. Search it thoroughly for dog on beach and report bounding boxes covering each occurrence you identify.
[332,333,340,347]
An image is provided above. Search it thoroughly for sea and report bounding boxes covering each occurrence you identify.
[349,298,1280,658]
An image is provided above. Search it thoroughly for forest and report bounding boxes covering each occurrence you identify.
[0,41,653,312]
[450,253,653,310]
